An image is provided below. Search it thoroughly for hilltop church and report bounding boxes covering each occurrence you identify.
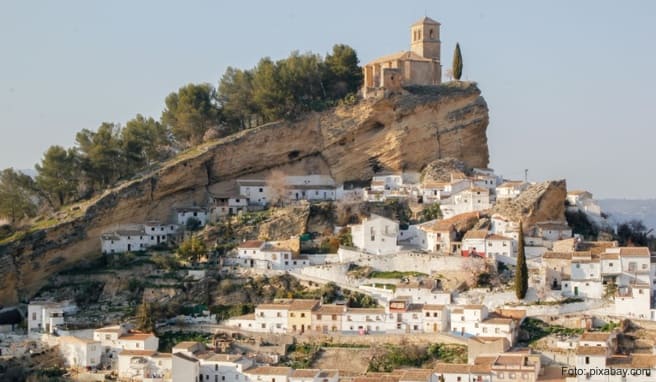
[362,17,442,98]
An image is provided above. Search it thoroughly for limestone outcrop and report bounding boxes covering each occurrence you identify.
[491,180,568,229]
[0,81,489,305]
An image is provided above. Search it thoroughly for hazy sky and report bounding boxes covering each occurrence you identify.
[1,1,655,198]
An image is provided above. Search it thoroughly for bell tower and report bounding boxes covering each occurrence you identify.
[410,17,441,61]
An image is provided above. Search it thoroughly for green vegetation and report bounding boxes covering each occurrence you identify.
[158,331,212,353]
[368,342,467,372]
[177,235,208,263]
[600,321,620,332]
[521,317,584,344]
[368,271,428,279]
[210,304,255,322]
[162,83,221,145]
[515,221,528,300]
[419,203,442,222]
[0,168,38,223]
[565,209,599,239]
[284,343,322,369]
[452,43,463,81]
[1,44,362,235]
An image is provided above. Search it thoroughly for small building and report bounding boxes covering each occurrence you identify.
[117,350,172,382]
[101,222,180,254]
[175,207,208,227]
[421,305,448,333]
[362,17,442,98]
[495,181,528,200]
[461,230,489,257]
[233,240,309,270]
[57,336,102,369]
[534,221,572,242]
[27,300,74,335]
[394,280,451,305]
[244,366,293,382]
[93,325,159,360]
[211,195,249,218]
[349,214,400,255]
[442,187,490,219]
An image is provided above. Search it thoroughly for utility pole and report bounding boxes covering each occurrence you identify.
[524,169,528,183]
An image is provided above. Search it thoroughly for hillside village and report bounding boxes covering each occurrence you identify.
[1,16,656,382]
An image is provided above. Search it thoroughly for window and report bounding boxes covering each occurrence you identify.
[290,313,295,317]
[259,188,263,192]
[32,312,36,320]
[609,262,613,267]
[261,323,266,329]
[277,312,282,317]
[300,313,305,318]
[585,356,590,364]
[332,315,337,321]
[316,314,322,320]
[642,263,648,270]
[425,312,430,317]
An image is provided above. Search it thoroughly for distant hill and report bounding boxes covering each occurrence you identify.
[598,199,656,231]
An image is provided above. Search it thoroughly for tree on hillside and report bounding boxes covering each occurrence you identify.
[515,221,528,299]
[419,203,442,222]
[615,220,651,246]
[251,58,288,122]
[161,83,222,146]
[135,302,156,333]
[35,145,80,208]
[0,168,38,223]
[323,44,363,99]
[452,43,463,81]
[122,114,171,170]
[75,123,124,191]
[218,67,256,129]
[177,235,207,263]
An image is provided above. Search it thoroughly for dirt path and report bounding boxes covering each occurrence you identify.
[312,347,372,375]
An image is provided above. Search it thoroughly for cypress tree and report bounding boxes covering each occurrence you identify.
[452,43,463,80]
[515,221,528,299]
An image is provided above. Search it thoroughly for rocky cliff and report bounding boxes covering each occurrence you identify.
[0,81,489,305]
[491,180,568,228]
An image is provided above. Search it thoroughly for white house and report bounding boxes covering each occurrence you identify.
[233,240,309,270]
[211,195,250,218]
[27,300,74,335]
[349,214,400,255]
[562,252,603,299]
[567,190,602,216]
[244,366,293,382]
[175,207,208,227]
[118,349,172,381]
[485,234,515,261]
[371,173,404,192]
[237,179,271,205]
[93,325,159,361]
[441,187,490,219]
[421,305,449,333]
[534,221,572,242]
[101,222,180,254]
[449,305,519,345]
[419,181,448,204]
[285,175,336,201]
[461,230,489,258]
[172,352,200,382]
[393,280,451,305]
[198,353,255,382]
[57,336,102,369]
[415,219,458,254]
[495,181,528,200]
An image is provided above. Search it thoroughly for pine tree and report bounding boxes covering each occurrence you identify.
[515,221,528,299]
[452,43,463,81]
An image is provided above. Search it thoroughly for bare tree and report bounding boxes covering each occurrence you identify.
[265,169,288,206]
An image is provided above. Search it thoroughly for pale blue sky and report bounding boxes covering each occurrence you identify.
[1,1,655,198]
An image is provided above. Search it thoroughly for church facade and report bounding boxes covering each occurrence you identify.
[362,17,442,98]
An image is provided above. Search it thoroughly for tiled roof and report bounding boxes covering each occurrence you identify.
[575,346,608,355]
[580,332,611,342]
[619,247,651,257]
[238,240,264,249]
[246,366,292,375]
[463,230,489,240]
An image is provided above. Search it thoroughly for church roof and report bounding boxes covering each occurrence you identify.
[412,16,440,26]
[365,50,434,66]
